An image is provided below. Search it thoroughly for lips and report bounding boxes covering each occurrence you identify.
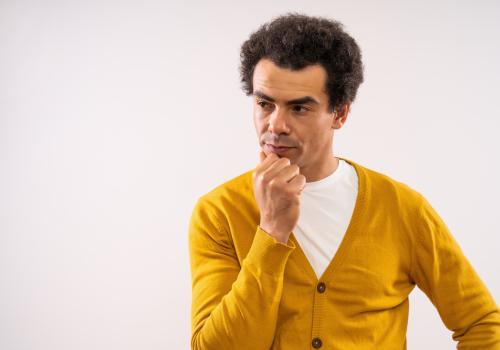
[267,144,291,148]
[264,143,294,154]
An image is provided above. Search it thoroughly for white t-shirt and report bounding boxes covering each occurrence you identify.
[292,157,358,279]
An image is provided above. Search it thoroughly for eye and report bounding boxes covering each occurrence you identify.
[292,105,309,113]
[257,100,272,109]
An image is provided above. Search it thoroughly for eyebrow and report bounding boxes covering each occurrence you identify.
[253,90,320,105]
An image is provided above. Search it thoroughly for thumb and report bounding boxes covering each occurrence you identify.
[259,150,266,163]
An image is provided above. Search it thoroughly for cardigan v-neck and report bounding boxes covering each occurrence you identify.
[189,156,500,350]
[288,156,367,284]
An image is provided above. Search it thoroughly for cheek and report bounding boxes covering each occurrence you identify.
[253,112,270,130]
[253,115,266,141]
[300,127,326,152]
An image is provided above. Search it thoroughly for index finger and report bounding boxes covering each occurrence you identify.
[259,150,266,163]
[256,149,278,172]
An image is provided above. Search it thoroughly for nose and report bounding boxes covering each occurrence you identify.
[268,107,290,135]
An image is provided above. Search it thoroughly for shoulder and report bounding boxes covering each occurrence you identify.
[188,169,255,246]
[197,168,255,207]
[341,156,427,212]
[190,168,257,229]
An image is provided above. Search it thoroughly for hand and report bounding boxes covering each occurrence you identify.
[252,150,306,244]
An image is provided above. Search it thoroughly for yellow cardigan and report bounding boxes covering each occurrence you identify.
[188,156,500,349]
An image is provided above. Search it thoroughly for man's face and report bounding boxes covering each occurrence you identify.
[252,58,345,172]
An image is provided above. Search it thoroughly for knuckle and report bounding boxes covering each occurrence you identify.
[258,173,268,183]
[282,158,291,165]
[268,178,277,187]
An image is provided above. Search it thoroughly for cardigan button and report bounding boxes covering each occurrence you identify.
[317,282,326,293]
[312,337,323,348]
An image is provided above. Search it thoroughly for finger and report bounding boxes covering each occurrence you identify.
[274,164,301,184]
[259,150,266,163]
[262,157,292,179]
[288,174,307,193]
[261,149,279,163]
[256,150,279,173]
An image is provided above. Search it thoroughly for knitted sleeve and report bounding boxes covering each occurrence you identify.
[188,196,295,350]
[410,194,500,349]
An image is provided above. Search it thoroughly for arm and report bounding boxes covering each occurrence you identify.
[409,194,500,349]
[188,196,295,350]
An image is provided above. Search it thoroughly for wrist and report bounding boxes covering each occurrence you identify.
[259,224,289,244]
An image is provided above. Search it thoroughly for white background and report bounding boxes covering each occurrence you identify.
[1,0,499,349]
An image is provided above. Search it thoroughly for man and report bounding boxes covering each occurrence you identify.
[188,12,500,350]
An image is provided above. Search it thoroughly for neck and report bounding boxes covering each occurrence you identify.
[301,155,339,183]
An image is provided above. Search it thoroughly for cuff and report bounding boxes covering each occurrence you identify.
[242,225,296,276]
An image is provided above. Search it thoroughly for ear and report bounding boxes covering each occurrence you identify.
[331,103,350,130]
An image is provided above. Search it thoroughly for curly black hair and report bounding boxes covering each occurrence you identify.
[239,12,364,113]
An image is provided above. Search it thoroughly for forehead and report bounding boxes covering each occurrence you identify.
[252,58,327,102]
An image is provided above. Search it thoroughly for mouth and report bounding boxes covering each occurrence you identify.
[264,143,295,155]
